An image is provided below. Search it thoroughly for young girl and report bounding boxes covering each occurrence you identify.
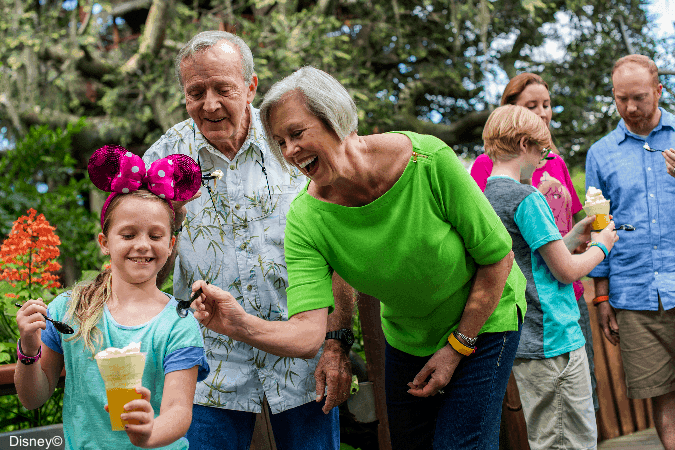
[14,145,209,449]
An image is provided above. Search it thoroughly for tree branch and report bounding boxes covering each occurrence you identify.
[111,0,153,16]
[616,15,635,54]
[391,109,492,146]
[121,0,173,75]
[0,93,25,135]
[39,45,115,80]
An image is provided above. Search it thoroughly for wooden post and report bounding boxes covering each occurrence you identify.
[357,298,392,450]
[500,373,530,450]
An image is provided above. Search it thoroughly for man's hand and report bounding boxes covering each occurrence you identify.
[663,148,675,178]
[190,280,247,337]
[315,339,352,414]
[407,345,462,397]
[597,301,620,345]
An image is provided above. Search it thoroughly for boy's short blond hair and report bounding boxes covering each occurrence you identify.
[482,105,553,162]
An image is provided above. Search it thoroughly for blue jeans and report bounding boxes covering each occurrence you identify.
[186,401,340,450]
[385,324,522,450]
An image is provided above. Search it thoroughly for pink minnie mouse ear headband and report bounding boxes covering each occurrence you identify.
[88,145,202,229]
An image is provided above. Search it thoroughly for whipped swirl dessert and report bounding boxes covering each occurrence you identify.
[584,187,607,206]
[95,342,142,359]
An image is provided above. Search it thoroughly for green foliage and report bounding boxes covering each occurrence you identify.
[340,444,362,450]
[0,121,106,279]
[571,167,587,207]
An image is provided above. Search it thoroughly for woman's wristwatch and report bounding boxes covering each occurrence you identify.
[17,339,41,365]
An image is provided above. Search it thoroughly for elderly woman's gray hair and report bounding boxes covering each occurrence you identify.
[175,31,255,87]
[259,66,359,171]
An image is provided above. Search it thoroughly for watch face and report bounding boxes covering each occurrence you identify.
[343,329,355,347]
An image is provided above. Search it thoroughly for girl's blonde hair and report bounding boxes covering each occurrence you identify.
[65,190,174,356]
[483,105,553,162]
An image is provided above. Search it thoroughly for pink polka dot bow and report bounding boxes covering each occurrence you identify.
[88,145,202,228]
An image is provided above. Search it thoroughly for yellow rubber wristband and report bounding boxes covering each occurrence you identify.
[448,332,475,356]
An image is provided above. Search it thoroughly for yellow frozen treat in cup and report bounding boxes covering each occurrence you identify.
[95,342,146,431]
[583,187,611,231]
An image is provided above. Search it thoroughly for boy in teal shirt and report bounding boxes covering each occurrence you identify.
[481,105,618,450]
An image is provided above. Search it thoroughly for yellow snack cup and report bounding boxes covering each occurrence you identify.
[583,200,611,231]
[95,352,146,431]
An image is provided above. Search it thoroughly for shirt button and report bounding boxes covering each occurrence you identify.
[655,271,659,275]
[653,219,657,223]
[654,245,658,250]
[230,165,235,171]
[247,285,253,291]
[650,194,654,198]
[648,167,652,171]
[235,204,241,210]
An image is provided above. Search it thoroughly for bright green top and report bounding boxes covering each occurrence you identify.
[285,131,526,356]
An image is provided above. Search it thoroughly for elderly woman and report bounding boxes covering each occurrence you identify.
[191,67,526,450]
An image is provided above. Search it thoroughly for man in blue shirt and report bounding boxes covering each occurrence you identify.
[586,54,675,450]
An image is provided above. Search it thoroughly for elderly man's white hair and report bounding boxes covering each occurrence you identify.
[259,66,359,171]
[175,30,255,87]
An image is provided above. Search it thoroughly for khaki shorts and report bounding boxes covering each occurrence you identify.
[616,303,675,399]
[512,347,597,450]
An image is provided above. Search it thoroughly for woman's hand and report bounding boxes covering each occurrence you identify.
[591,220,619,254]
[15,299,48,355]
[663,149,675,178]
[190,280,248,338]
[407,345,463,397]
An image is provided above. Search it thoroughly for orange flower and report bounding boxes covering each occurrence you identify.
[0,209,61,289]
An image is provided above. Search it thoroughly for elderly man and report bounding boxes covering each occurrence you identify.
[143,31,352,450]
[586,54,675,450]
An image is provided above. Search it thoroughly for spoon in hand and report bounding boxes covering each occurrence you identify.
[15,303,74,334]
[176,288,203,318]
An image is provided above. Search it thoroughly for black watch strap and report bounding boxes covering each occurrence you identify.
[325,328,355,351]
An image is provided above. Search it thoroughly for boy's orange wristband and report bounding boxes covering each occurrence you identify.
[593,295,609,306]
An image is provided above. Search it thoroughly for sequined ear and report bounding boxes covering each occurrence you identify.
[163,153,202,202]
[88,145,133,192]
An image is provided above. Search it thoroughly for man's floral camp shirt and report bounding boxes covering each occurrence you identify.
[143,107,319,413]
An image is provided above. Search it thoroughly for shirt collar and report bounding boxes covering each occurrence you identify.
[617,107,674,144]
[192,105,270,162]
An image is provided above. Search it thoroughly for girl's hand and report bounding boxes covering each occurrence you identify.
[407,344,462,397]
[190,280,248,337]
[591,220,619,254]
[16,299,48,355]
[120,386,154,447]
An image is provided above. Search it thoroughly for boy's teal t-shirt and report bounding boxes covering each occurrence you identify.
[284,131,526,357]
[42,292,209,450]
[485,176,585,359]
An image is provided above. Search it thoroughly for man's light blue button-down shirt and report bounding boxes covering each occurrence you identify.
[586,107,675,311]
